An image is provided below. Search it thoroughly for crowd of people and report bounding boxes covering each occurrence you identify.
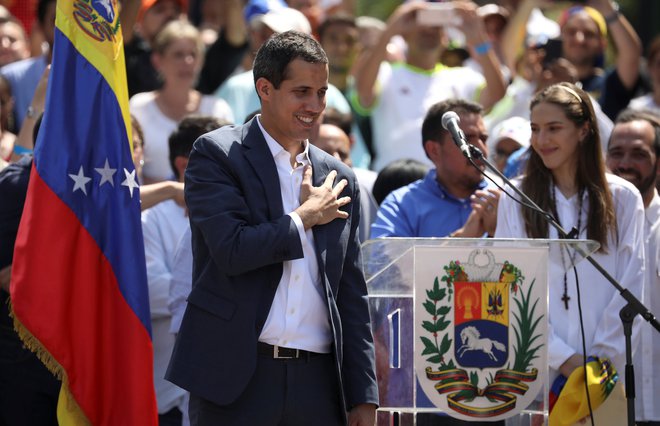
[0,0,659,425]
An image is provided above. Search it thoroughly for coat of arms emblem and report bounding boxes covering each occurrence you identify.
[73,0,120,42]
[415,248,547,421]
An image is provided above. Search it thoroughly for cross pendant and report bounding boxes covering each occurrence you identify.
[562,293,570,310]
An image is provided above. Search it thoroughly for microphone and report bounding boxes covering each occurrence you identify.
[441,111,471,159]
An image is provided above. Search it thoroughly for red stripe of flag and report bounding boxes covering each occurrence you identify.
[12,167,157,424]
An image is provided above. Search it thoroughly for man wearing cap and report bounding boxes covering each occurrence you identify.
[351,0,506,172]
[605,109,660,425]
[486,116,531,173]
[558,0,641,120]
[215,7,351,124]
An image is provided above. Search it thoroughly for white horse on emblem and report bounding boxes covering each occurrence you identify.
[457,326,506,361]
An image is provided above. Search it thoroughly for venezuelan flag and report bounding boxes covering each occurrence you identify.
[9,0,158,424]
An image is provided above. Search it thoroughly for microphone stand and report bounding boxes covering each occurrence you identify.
[467,145,660,426]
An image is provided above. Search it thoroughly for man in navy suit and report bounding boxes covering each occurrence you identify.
[166,31,378,425]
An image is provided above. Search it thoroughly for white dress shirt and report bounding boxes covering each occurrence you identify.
[495,174,645,386]
[256,117,332,354]
[634,191,660,421]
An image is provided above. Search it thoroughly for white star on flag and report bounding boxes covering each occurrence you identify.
[121,168,139,198]
[69,165,92,195]
[95,158,116,187]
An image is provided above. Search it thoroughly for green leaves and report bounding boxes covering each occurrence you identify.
[426,278,446,301]
[427,354,443,363]
[469,371,479,387]
[421,337,438,355]
[436,306,451,316]
[421,274,453,367]
[511,278,545,372]
[439,334,452,354]
[423,300,436,316]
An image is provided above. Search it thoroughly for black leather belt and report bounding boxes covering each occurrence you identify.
[257,342,322,359]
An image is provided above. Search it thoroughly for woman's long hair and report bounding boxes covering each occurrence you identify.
[521,82,616,251]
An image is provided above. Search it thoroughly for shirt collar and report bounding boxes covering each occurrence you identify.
[257,115,311,166]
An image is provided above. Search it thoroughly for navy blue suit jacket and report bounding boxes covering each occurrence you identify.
[166,118,378,413]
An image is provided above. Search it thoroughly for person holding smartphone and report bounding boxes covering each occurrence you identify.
[350,0,506,172]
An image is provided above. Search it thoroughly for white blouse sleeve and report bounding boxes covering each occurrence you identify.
[590,178,645,373]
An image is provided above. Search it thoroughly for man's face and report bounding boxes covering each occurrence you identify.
[141,0,182,42]
[320,23,359,74]
[560,12,604,68]
[405,25,443,54]
[606,120,658,198]
[258,59,328,147]
[483,15,506,44]
[313,124,352,167]
[493,138,522,173]
[433,112,488,195]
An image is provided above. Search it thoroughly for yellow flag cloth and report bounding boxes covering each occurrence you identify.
[549,356,618,426]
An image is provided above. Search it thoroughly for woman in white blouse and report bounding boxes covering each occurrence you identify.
[495,82,645,394]
[130,20,234,183]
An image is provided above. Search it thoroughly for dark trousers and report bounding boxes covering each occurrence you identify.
[159,407,183,426]
[189,352,344,426]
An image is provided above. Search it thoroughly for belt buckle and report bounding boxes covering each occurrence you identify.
[273,345,298,359]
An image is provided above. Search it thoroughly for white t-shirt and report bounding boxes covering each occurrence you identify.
[495,174,645,386]
[352,62,485,171]
[130,91,234,182]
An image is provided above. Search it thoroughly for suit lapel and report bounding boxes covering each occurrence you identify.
[309,146,328,272]
[243,119,284,219]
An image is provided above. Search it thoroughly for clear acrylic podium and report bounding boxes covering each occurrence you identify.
[362,238,599,426]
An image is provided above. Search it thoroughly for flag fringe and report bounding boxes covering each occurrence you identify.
[9,300,91,426]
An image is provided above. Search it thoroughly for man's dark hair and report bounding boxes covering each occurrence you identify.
[253,30,328,94]
[318,13,357,42]
[421,98,483,152]
[38,0,56,25]
[169,115,230,179]
[612,108,660,157]
[372,158,430,205]
[323,107,352,137]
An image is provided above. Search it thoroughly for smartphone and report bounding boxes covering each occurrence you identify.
[540,38,563,68]
[417,3,463,27]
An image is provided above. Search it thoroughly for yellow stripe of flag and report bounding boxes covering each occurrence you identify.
[55,0,132,151]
